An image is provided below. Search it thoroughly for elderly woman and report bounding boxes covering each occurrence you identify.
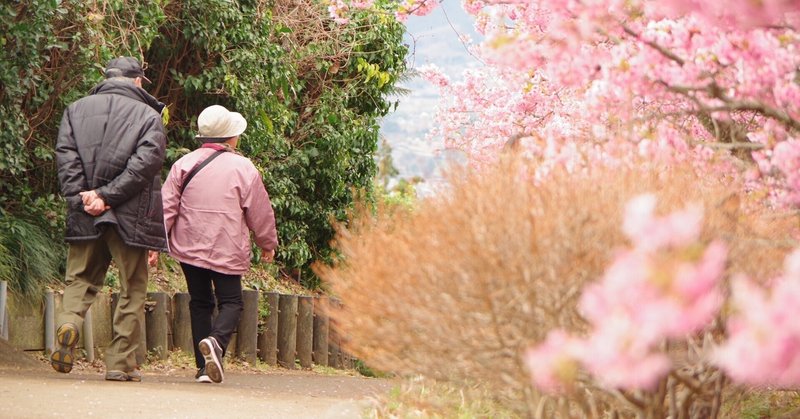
[156,105,278,383]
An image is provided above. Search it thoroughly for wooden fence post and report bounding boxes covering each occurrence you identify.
[328,299,343,369]
[328,333,341,368]
[172,293,193,353]
[0,281,7,341]
[137,308,147,364]
[44,290,55,354]
[91,293,113,349]
[257,292,279,365]
[312,296,329,366]
[236,289,259,364]
[145,292,169,360]
[277,294,297,369]
[296,296,313,369]
[83,307,95,362]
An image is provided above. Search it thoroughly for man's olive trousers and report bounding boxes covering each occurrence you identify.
[57,227,147,373]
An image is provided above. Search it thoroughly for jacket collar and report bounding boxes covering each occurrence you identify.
[201,142,240,155]
[89,79,165,114]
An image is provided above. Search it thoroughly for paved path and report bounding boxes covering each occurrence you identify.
[0,343,393,419]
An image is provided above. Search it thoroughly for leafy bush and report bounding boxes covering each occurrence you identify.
[0,214,64,299]
[1,0,407,292]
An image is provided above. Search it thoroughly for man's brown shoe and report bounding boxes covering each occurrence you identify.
[50,323,79,373]
[105,370,142,382]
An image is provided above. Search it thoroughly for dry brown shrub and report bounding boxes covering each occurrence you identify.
[317,157,796,415]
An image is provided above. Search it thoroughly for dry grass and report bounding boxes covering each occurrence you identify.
[318,157,797,416]
[365,376,517,418]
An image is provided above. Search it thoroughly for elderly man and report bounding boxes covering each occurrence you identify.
[51,56,168,382]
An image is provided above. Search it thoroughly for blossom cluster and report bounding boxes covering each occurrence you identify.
[714,250,800,387]
[409,0,800,206]
[523,195,728,391]
[327,0,375,24]
[524,193,800,393]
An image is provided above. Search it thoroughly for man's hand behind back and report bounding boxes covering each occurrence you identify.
[79,190,111,216]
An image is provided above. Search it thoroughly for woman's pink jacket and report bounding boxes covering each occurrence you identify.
[162,145,278,275]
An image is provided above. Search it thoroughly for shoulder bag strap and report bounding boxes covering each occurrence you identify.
[180,150,226,194]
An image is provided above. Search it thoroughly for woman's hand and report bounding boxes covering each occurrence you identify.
[262,248,276,263]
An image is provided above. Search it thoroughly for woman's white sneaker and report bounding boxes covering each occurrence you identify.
[198,337,224,383]
[195,367,212,383]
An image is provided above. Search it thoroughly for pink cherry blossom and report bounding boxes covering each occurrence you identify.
[523,330,584,393]
[715,250,800,387]
[580,316,672,390]
[336,0,800,396]
[362,0,800,207]
[622,193,705,251]
[418,64,450,88]
[528,196,727,392]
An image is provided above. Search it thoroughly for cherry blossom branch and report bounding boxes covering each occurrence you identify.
[669,377,678,418]
[669,371,703,394]
[703,142,764,150]
[611,389,645,410]
[620,23,685,66]
[710,373,725,418]
[704,101,800,132]
[665,80,800,132]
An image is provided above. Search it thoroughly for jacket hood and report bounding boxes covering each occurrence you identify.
[90,79,165,114]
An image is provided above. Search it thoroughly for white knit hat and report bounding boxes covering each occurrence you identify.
[196,105,247,142]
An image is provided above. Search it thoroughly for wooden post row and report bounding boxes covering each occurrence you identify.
[6,289,347,370]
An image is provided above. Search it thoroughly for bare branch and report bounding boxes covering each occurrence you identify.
[621,23,686,66]
[704,101,800,132]
[703,142,764,150]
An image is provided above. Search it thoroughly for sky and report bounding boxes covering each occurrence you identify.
[379,2,482,188]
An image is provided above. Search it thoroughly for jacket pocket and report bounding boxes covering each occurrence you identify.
[148,182,163,219]
[140,185,152,220]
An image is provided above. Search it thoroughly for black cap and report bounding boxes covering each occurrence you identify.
[104,56,151,83]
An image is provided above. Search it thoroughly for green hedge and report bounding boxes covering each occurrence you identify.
[0,0,407,292]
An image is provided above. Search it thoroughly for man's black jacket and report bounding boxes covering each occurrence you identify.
[56,79,168,251]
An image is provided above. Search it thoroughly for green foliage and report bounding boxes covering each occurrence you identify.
[256,293,272,334]
[373,138,419,211]
[0,241,14,286]
[1,1,166,205]
[353,359,392,378]
[146,0,407,288]
[1,1,165,294]
[725,390,800,419]
[1,0,407,292]
[0,213,64,298]
[104,269,119,289]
